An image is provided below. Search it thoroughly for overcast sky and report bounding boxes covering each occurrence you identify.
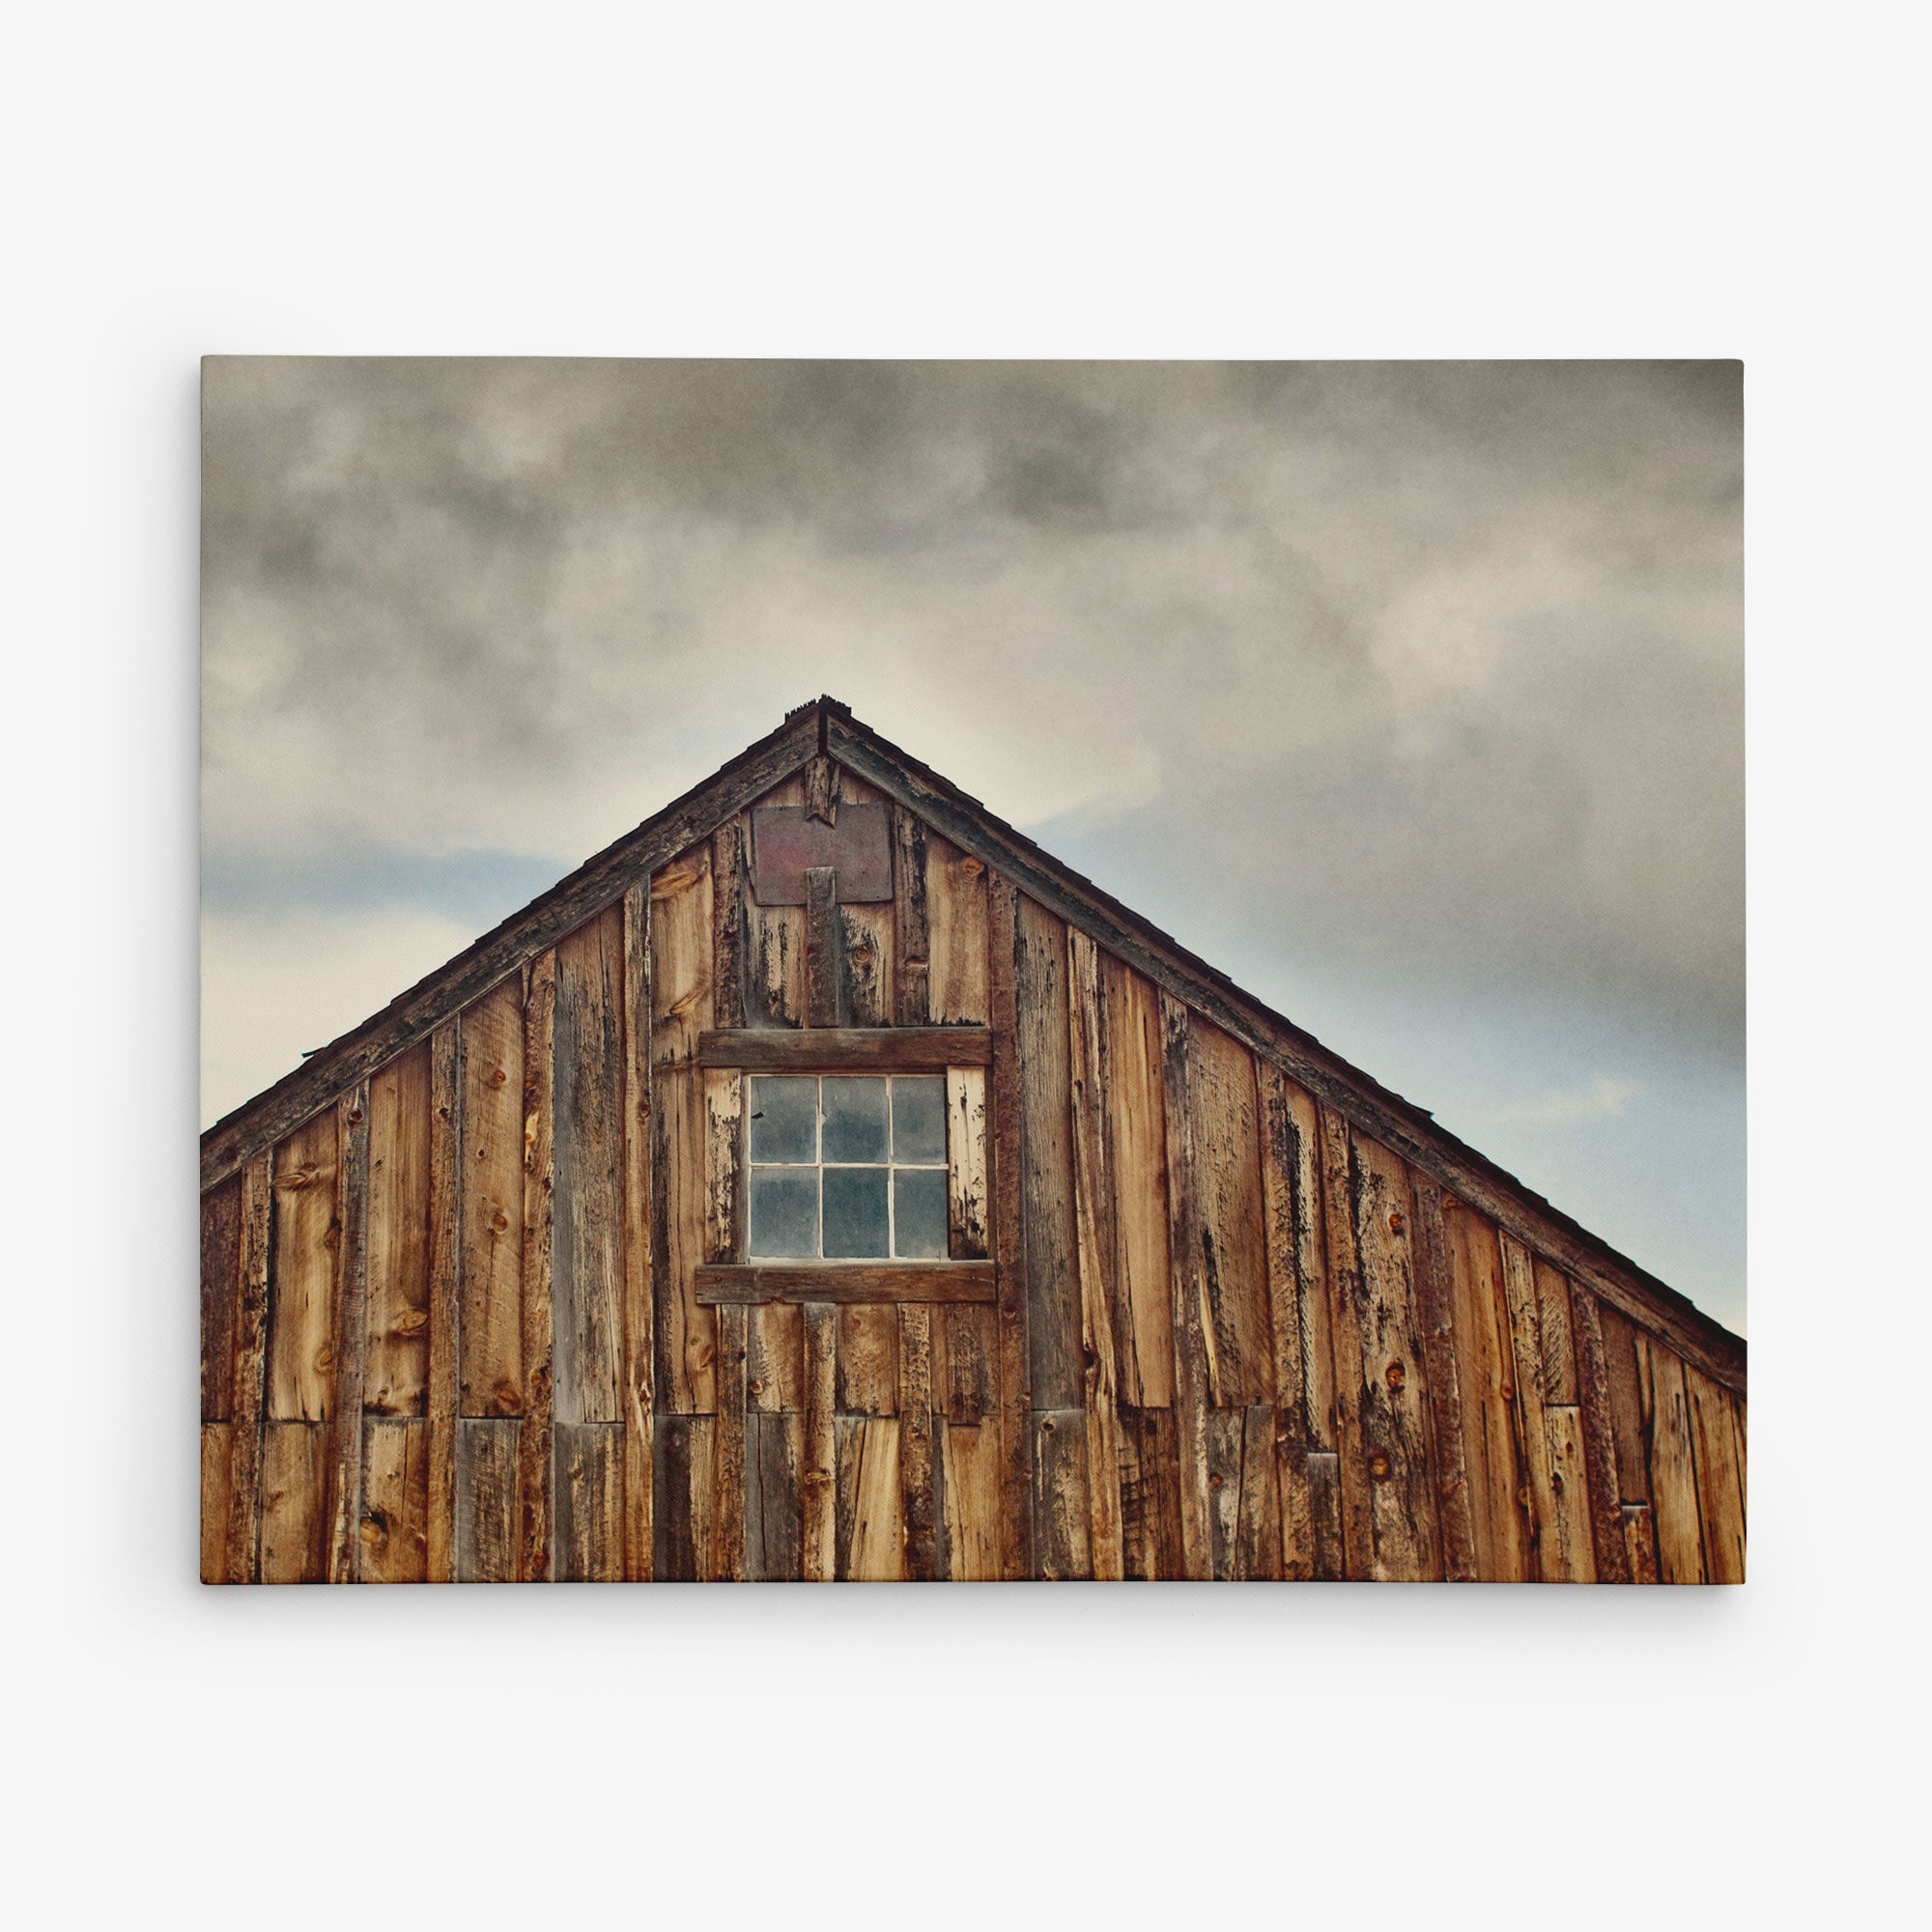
[201,358,1744,1333]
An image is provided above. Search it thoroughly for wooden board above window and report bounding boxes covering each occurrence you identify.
[696,1026,991,1071]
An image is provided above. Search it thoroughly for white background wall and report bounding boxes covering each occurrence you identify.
[4,5,1924,1924]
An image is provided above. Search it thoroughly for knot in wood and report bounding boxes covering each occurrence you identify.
[1384,1360,1406,1392]
[1387,1210,1406,1235]
[1369,1452,1392,1482]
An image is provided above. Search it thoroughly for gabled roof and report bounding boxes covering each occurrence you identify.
[201,696,1745,1390]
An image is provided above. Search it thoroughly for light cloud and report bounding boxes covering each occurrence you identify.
[1485,1074,1644,1127]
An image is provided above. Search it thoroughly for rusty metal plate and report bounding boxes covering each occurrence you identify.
[751,804,894,904]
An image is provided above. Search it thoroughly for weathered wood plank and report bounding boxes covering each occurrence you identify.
[805,866,840,1028]
[268,1108,340,1421]
[1160,990,1214,1580]
[899,1306,938,1580]
[516,953,556,1582]
[746,775,808,1030]
[748,1411,805,1580]
[838,1304,899,1413]
[1622,1502,1661,1584]
[1305,1449,1345,1581]
[1315,1104,1375,1580]
[1208,1406,1282,1581]
[988,877,1035,1581]
[1498,1233,1562,1581]
[365,1044,432,1418]
[1185,1018,1272,1409]
[223,1154,272,1584]
[945,1066,990,1259]
[802,1302,838,1581]
[459,976,526,1417]
[1408,1174,1478,1582]
[1014,893,1082,1412]
[1596,1302,1651,1504]
[941,1305,998,1423]
[711,814,750,1033]
[1687,1367,1747,1582]
[703,1068,744,1272]
[747,1301,804,1410]
[1118,1404,1182,1580]
[652,1413,716,1581]
[1440,1198,1531,1582]
[1100,954,1175,1408]
[697,1026,992,1071]
[425,1023,460,1582]
[202,712,818,1193]
[840,899,895,1029]
[1258,1066,1312,1576]
[651,844,717,1417]
[620,879,654,1579]
[200,1424,233,1583]
[838,1416,905,1580]
[941,1422,1001,1580]
[1570,1287,1634,1583]
[714,1301,749,1581]
[323,1088,371,1583]
[806,751,840,823]
[360,1417,429,1583]
[455,1417,520,1583]
[925,833,989,1026]
[556,1422,624,1582]
[1033,1409,1093,1580]
[1541,1406,1597,1583]
[1535,1258,1579,1406]
[554,904,625,1427]
[1635,1336,1707,1583]
[1067,928,1125,1581]
[892,803,931,1027]
[826,712,1747,1398]
[200,1175,242,1423]
[260,1422,328,1584]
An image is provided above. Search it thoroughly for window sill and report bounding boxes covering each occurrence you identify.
[694,1262,996,1305]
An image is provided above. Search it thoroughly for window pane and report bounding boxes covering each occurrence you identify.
[822,1166,889,1258]
[821,1077,888,1162]
[894,1166,949,1259]
[749,1167,819,1257]
[748,1076,817,1163]
[892,1076,947,1164]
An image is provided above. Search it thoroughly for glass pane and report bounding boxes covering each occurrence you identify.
[749,1167,819,1258]
[894,1166,949,1259]
[821,1077,888,1163]
[892,1076,947,1164]
[822,1166,889,1258]
[748,1076,817,1163]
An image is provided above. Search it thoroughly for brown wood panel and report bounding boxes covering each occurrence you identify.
[1541,1406,1597,1583]
[802,1302,838,1580]
[516,954,555,1582]
[260,1422,328,1584]
[425,1024,461,1582]
[365,1043,432,1417]
[1440,1199,1531,1582]
[840,903,894,1028]
[925,833,989,1025]
[554,904,625,1426]
[1100,954,1175,1408]
[1348,1129,1442,1581]
[1159,990,1214,1580]
[459,975,526,1417]
[1687,1367,1747,1582]
[1636,1335,1707,1583]
[1535,1259,1579,1406]
[748,1301,804,1410]
[223,1154,272,1584]
[987,877,1035,1582]
[361,1418,429,1583]
[1408,1174,1478,1582]
[1305,1449,1345,1581]
[714,1301,748,1582]
[1185,1016,1272,1408]
[1013,893,1082,1411]
[1596,1303,1651,1504]
[652,1413,716,1581]
[454,1417,520,1583]
[696,1263,998,1306]
[1118,1405,1182,1580]
[941,1422,1001,1580]
[1034,1408,1093,1580]
[711,813,750,1033]
[1570,1288,1634,1582]
[1498,1234,1562,1581]
[1623,1502,1661,1584]
[1208,1406,1282,1581]
[837,1304,898,1413]
[1258,1066,1315,1577]
[322,1089,371,1584]
[945,1065,989,1259]
[1315,1104,1375,1580]
[806,866,840,1027]
[268,1108,340,1421]
[744,772,808,1030]
[899,1306,938,1579]
[651,843,717,1417]
[556,1422,624,1582]
[696,1026,991,1070]
[747,1411,805,1579]
[837,1416,905,1580]
[200,1424,233,1583]
[620,878,654,1579]
[892,803,931,1026]
[200,1175,242,1424]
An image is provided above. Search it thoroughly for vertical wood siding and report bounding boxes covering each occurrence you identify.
[202,768,1745,1582]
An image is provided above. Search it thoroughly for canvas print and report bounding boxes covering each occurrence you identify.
[199,359,1745,1583]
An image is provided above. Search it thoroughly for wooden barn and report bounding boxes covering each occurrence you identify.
[199,697,1747,1584]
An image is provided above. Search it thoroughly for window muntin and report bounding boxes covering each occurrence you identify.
[747,1074,950,1260]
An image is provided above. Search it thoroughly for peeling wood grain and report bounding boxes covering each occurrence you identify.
[459,976,526,1417]
[652,1413,716,1582]
[941,1422,1001,1580]
[1159,990,1213,1580]
[556,1422,624,1582]
[1305,1450,1345,1581]
[838,1304,898,1414]
[1407,1174,1477,1582]
[1033,1409,1093,1580]
[941,1304,998,1423]
[1118,1404,1182,1581]
[1101,955,1175,1409]
[945,1066,989,1258]
[1535,1258,1579,1406]
[1570,1287,1634,1583]
[200,1425,233,1583]
[802,1302,838,1581]
[747,1301,804,1411]
[200,1176,242,1424]
[838,1416,905,1581]
[260,1422,328,1584]
[1184,1018,1272,1409]
[806,866,841,1028]
[1687,1367,1746,1582]
[1596,1302,1651,1505]
[924,832,989,1026]
[223,1153,272,1585]
[714,1302,749,1582]
[1498,1233,1562,1581]
[1541,1406,1597,1583]
[987,877,1035,1582]
[1622,1502,1661,1585]
[711,815,750,1033]
[892,804,931,1026]
[455,1417,520,1583]
[899,1306,938,1579]
[360,1418,430,1583]
[516,953,555,1582]
[747,1411,805,1579]
[365,1044,432,1418]
[322,1090,371,1584]
[620,878,654,1579]
[425,1024,460,1581]
[1207,1406,1282,1581]
[1635,1335,1707,1584]
[269,1108,341,1422]
[1315,1104,1374,1579]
